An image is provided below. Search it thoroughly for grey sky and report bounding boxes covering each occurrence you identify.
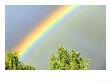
[5,5,106,70]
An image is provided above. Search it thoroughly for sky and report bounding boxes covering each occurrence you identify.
[5,5,106,70]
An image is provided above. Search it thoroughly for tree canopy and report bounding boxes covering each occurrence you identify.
[5,51,36,70]
[49,45,90,70]
[5,45,90,70]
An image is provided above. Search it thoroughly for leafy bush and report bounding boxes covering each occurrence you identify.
[49,45,90,70]
[5,51,36,70]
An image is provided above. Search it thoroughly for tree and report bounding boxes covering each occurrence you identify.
[49,45,90,70]
[5,51,36,70]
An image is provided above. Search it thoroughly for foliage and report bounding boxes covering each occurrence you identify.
[49,45,90,70]
[5,51,36,70]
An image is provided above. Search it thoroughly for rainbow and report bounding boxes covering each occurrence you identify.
[14,5,80,58]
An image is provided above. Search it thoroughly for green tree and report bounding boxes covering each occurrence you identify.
[49,45,90,70]
[5,51,36,70]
